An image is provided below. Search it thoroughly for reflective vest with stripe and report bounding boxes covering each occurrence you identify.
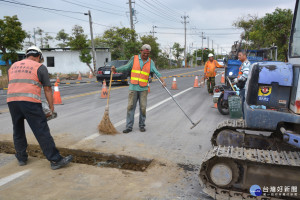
[7,59,43,103]
[130,55,150,87]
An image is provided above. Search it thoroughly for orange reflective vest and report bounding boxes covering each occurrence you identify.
[204,60,222,77]
[238,65,243,79]
[130,55,151,87]
[7,59,43,103]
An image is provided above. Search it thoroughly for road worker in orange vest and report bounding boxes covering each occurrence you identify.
[204,53,225,95]
[7,46,72,169]
[111,44,166,133]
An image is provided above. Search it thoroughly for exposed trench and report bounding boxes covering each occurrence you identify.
[0,141,152,172]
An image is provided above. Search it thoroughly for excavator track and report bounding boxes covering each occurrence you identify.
[199,146,300,200]
[211,119,297,151]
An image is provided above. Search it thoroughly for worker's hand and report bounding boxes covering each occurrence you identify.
[162,81,167,87]
[111,66,116,73]
[233,78,238,84]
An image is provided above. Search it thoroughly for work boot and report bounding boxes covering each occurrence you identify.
[140,127,146,132]
[18,160,27,166]
[50,155,73,170]
[123,129,132,134]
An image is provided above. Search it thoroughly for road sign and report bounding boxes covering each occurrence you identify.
[196,57,201,61]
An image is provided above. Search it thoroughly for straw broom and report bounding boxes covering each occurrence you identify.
[98,67,119,135]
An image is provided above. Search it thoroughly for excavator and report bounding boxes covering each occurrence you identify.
[199,1,300,199]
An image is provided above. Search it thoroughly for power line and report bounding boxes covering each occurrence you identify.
[72,0,125,13]
[93,0,127,10]
[0,0,84,14]
[151,0,182,16]
[142,0,181,22]
[135,2,180,23]
[61,0,126,16]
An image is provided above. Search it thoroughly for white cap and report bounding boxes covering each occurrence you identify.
[208,53,214,58]
[141,44,151,51]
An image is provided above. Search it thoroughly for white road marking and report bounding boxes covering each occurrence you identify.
[70,86,194,147]
[0,169,31,187]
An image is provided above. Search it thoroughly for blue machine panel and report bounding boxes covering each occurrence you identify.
[258,62,293,86]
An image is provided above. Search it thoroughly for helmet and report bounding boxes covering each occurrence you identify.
[208,53,214,58]
[26,46,44,63]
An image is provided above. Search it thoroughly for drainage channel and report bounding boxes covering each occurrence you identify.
[0,141,152,172]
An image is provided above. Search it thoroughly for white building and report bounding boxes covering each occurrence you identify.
[41,48,111,74]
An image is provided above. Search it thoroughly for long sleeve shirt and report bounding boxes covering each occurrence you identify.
[238,59,251,82]
[116,55,162,91]
[204,60,223,77]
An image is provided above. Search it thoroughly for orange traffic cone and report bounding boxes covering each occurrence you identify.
[101,80,108,99]
[148,83,150,93]
[53,82,63,105]
[89,71,93,79]
[221,72,225,84]
[214,103,217,108]
[171,77,178,90]
[77,71,82,80]
[193,75,200,88]
[56,74,60,83]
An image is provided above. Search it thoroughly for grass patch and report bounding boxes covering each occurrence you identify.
[0,75,8,88]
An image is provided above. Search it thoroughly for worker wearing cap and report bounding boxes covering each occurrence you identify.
[111,44,166,133]
[7,46,72,169]
[204,53,224,94]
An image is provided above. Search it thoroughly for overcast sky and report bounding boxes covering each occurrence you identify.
[0,0,296,55]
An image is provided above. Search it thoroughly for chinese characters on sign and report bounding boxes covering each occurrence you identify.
[262,186,298,197]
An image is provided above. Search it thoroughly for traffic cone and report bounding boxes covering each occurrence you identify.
[221,72,225,84]
[77,71,82,80]
[89,71,93,79]
[56,74,60,83]
[148,83,150,93]
[53,82,63,105]
[171,77,178,90]
[193,75,200,88]
[101,80,108,99]
[214,103,217,108]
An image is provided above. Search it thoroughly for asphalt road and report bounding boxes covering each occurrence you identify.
[0,66,228,200]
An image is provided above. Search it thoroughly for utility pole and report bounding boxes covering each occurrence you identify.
[200,32,206,65]
[128,0,134,30]
[181,14,189,68]
[33,28,36,46]
[150,25,157,37]
[207,36,209,50]
[85,10,97,73]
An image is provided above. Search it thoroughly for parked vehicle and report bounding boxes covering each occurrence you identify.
[96,60,154,85]
[96,60,129,85]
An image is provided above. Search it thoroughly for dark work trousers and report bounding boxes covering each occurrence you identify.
[126,90,148,130]
[239,89,246,118]
[8,101,62,162]
[206,77,215,93]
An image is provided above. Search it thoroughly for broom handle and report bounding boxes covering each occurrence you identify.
[107,67,114,106]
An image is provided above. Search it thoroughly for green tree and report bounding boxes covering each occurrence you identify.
[99,27,140,60]
[193,49,214,65]
[0,15,26,66]
[156,52,170,69]
[24,31,34,49]
[36,27,44,48]
[234,8,293,61]
[140,35,160,61]
[68,25,93,74]
[172,42,184,66]
[44,33,53,48]
[56,29,69,48]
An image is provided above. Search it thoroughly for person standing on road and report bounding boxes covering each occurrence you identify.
[233,50,251,116]
[111,44,166,133]
[204,53,224,95]
[7,46,73,170]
